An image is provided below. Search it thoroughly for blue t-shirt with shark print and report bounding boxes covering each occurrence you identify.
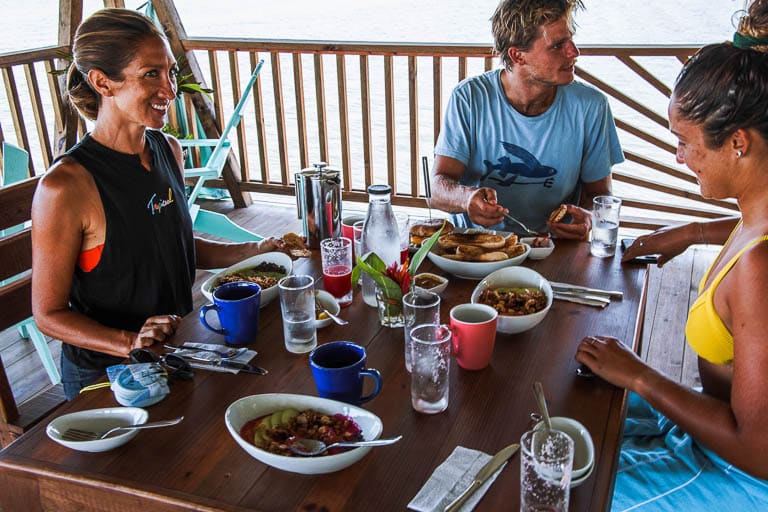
[435,69,624,233]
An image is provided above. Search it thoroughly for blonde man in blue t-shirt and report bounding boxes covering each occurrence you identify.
[430,0,623,239]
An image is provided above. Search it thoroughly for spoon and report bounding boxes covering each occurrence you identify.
[533,381,552,432]
[289,435,403,456]
[314,293,348,325]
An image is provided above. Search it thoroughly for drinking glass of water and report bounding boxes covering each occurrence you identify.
[409,323,451,414]
[278,275,318,354]
[590,196,622,258]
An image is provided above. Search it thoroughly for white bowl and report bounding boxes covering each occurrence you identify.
[470,266,553,334]
[534,416,595,479]
[413,273,449,295]
[314,290,341,329]
[520,237,555,260]
[427,244,530,280]
[46,407,149,452]
[225,393,384,474]
[201,252,293,308]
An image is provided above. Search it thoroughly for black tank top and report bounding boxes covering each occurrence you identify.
[59,130,196,370]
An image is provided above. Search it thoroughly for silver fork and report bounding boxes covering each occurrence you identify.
[502,212,539,236]
[61,416,184,442]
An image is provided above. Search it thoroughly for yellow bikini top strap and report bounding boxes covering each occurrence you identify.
[702,233,768,293]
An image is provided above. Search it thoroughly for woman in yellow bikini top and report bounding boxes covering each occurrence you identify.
[575,0,768,487]
[686,227,768,364]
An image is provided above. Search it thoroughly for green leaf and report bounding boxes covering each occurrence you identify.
[351,253,402,302]
[408,221,447,275]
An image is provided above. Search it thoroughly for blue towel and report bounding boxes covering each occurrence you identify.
[612,393,768,511]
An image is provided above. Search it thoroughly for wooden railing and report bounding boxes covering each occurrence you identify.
[0,38,739,231]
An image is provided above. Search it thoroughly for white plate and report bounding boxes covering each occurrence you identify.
[520,237,555,260]
[225,393,384,474]
[571,460,594,488]
[201,252,293,308]
[427,244,530,280]
[314,290,341,329]
[46,407,149,452]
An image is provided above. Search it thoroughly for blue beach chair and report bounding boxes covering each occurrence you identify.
[179,61,265,243]
[0,148,61,385]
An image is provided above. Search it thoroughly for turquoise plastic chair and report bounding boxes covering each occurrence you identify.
[179,61,265,243]
[1,143,61,385]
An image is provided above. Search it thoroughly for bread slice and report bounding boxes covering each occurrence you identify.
[548,205,567,223]
[455,244,485,259]
[503,243,526,258]
[476,251,509,262]
[438,232,506,250]
[282,232,311,258]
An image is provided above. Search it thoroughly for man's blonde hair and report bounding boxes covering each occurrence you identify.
[491,0,584,69]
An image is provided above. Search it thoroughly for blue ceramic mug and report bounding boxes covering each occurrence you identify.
[199,281,261,346]
[309,341,382,404]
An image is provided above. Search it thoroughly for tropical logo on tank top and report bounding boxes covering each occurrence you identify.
[481,141,557,188]
[147,187,175,215]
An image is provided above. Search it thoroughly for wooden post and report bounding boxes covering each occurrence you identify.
[54,0,83,156]
[151,0,252,208]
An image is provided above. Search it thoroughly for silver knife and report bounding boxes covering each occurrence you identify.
[550,281,623,300]
[552,289,611,304]
[444,443,520,512]
[553,292,609,308]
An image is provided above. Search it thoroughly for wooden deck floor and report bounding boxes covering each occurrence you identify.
[1,196,718,408]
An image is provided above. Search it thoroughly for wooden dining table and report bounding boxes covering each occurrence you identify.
[0,239,647,512]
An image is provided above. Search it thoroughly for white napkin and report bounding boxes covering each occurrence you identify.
[408,446,508,512]
[167,343,258,374]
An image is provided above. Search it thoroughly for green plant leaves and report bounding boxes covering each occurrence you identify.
[408,221,446,275]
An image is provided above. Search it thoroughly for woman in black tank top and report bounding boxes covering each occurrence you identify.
[31,9,293,399]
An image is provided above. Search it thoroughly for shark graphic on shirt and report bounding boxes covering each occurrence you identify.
[482,141,557,187]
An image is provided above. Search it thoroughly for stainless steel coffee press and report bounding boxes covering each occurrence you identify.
[294,162,342,249]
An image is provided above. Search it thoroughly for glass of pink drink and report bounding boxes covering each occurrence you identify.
[320,237,353,307]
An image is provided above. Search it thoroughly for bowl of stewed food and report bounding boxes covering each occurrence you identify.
[201,252,292,308]
[224,393,384,474]
[470,266,553,334]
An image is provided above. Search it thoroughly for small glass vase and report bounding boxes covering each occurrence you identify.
[375,287,405,328]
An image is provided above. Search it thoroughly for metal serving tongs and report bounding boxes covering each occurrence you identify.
[422,156,432,221]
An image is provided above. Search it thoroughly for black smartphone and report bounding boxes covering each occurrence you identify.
[621,238,659,264]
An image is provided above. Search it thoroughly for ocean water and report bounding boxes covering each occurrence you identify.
[1,0,745,53]
[0,0,746,226]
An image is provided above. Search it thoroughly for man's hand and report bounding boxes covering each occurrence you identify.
[466,187,506,227]
[548,204,591,240]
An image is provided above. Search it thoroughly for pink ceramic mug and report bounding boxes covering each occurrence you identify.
[342,214,366,259]
[449,303,498,370]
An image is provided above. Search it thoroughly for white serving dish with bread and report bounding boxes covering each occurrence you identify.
[426,229,530,280]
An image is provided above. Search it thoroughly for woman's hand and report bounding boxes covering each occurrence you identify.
[132,315,181,350]
[621,223,697,266]
[548,204,591,240]
[575,335,651,391]
[257,236,289,255]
